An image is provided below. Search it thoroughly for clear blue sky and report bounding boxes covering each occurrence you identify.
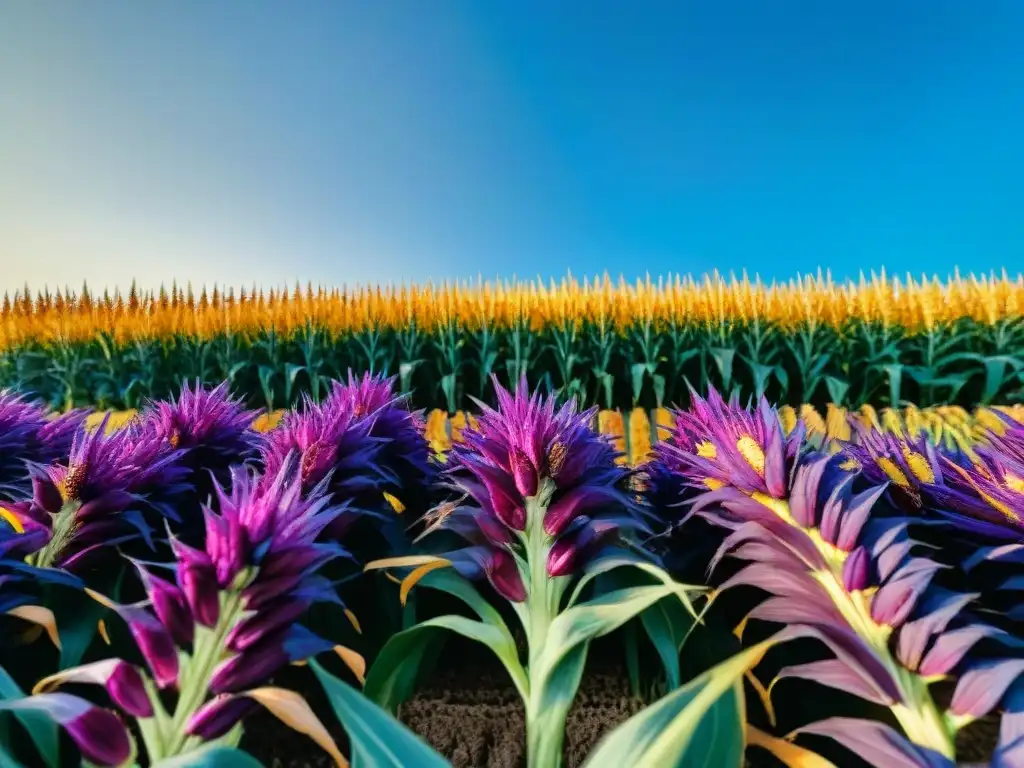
[1,1,1022,294]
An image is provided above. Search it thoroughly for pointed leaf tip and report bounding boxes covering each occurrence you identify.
[7,605,62,651]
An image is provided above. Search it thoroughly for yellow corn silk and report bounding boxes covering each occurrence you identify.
[83,409,139,433]
[627,407,654,465]
[449,411,479,444]
[653,407,675,441]
[423,409,451,456]
[597,410,628,465]
[251,410,285,433]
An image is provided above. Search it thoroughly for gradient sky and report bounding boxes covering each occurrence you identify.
[2,1,1023,295]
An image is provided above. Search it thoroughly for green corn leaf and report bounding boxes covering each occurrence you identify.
[480,350,499,379]
[741,357,775,402]
[55,570,123,671]
[364,614,527,711]
[364,569,525,710]
[592,369,615,410]
[652,373,666,408]
[151,745,264,767]
[624,622,642,698]
[824,376,849,406]
[882,363,904,406]
[638,597,693,691]
[398,360,423,394]
[311,659,451,768]
[283,363,306,405]
[928,374,970,402]
[0,737,20,768]
[591,562,697,691]
[440,373,458,413]
[581,639,781,768]
[631,363,647,404]
[981,355,1024,403]
[0,667,58,768]
[772,364,790,399]
[225,361,249,386]
[257,365,278,409]
[708,347,735,390]
[527,583,689,765]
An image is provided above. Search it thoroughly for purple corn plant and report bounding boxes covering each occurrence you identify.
[135,381,262,542]
[323,372,435,524]
[842,427,1024,622]
[15,457,356,764]
[0,391,85,501]
[660,388,805,499]
[137,380,261,489]
[365,377,700,767]
[261,373,432,552]
[654,392,1023,764]
[427,376,648,602]
[2,416,190,571]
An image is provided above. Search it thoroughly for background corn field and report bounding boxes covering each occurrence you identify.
[4,272,1024,412]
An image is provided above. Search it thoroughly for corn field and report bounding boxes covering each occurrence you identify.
[3,271,1024,412]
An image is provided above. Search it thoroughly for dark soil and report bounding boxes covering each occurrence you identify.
[240,635,647,768]
[240,643,1000,767]
[398,657,644,768]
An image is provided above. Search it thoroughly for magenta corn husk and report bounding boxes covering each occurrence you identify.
[136,381,262,524]
[185,694,258,740]
[839,426,1024,540]
[790,718,956,768]
[323,372,436,525]
[0,692,133,767]
[655,387,804,499]
[260,394,390,540]
[7,417,191,570]
[0,391,86,501]
[840,429,1024,621]
[133,459,348,690]
[72,456,351,761]
[426,376,646,602]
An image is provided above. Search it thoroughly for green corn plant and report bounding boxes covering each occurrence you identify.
[627,315,665,409]
[432,315,462,413]
[395,315,426,398]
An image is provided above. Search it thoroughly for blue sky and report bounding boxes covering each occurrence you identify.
[1,1,1022,294]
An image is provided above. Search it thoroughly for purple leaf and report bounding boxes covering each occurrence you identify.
[773,659,892,705]
[792,717,955,768]
[950,659,1024,719]
[896,590,977,671]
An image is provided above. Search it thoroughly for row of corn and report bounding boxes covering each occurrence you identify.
[85,401,1024,466]
[4,271,1024,348]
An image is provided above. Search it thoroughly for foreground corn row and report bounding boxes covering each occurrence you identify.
[5,272,1024,413]
[3,374,1024,767]
[89,401,1024,465]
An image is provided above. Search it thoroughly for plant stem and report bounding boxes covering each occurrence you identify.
[152,589,245,760]
[522,481,565,768]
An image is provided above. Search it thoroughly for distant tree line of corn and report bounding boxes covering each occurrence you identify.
[2,271,1023,412]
